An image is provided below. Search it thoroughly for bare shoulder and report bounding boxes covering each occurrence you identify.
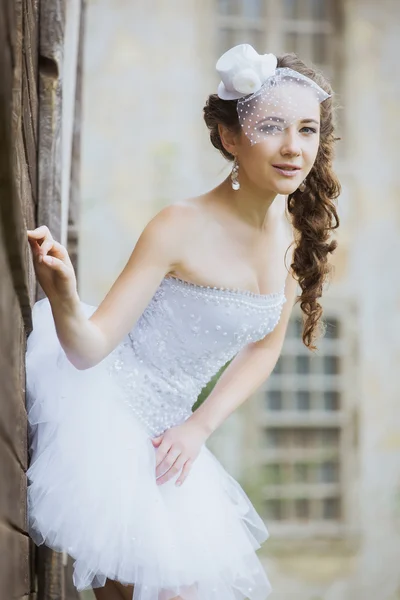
[138,201,199,252]
[136,198,207,271]
[147,200,199,232]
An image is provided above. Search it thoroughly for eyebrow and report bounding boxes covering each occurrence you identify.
[258,116,320,125]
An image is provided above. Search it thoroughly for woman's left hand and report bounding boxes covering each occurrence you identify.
[151,420,210,487]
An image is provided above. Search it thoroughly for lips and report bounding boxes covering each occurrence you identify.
[272,164,301,170]
[272,164,301,178]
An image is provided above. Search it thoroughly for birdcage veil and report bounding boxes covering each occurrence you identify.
[216,44,331,145]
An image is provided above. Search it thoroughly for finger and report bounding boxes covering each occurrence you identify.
[154,439,172,469]
[26,225,52,240]
[39,238,55,257]
[40,254,70,274]
[175,459,193,487]
[156,455,187,486]
[34,240,69,266]
[155,447,181,478]
[41,239,69,262]
[27,237,42,258]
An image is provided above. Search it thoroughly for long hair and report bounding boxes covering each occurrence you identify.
[203,53,341,351]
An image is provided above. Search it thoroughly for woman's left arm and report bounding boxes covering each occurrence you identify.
[151,269,299,487]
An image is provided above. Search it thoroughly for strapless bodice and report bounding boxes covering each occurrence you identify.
[108,275,287,436]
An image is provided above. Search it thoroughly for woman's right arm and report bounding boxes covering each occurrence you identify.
[27,204,194,370]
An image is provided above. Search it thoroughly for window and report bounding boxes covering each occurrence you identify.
[256,297,358,537]
[216,0,267,56]
[215,1,342,89]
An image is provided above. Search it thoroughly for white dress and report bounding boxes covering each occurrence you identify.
[26,275,287,600]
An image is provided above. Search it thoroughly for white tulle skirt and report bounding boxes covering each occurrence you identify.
[26,298,272,600]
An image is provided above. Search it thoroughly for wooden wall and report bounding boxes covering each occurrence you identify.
[0,0,85,598]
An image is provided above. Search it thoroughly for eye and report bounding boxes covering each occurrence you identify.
[301,126,318,134]
[258,124,283,133]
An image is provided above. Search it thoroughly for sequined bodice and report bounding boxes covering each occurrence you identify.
[110,276,287,436]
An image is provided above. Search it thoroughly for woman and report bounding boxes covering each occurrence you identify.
[26,44,340,600]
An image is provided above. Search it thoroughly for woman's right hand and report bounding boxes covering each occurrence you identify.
[27,225,78,302]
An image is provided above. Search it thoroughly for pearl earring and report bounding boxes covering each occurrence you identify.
[299,178,307,192]
[231,157,240,191]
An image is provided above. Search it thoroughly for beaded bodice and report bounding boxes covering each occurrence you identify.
[109,275,287,436]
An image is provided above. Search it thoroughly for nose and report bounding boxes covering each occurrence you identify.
[280,126,301,156]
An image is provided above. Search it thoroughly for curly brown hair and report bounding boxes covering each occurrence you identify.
[203,53,341,351]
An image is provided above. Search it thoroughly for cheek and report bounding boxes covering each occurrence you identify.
[306,139,320,168]
[247,139,277,166]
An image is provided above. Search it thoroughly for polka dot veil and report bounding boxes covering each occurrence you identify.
[237,67,331,145]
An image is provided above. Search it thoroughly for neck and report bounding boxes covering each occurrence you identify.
[214,176,279,230]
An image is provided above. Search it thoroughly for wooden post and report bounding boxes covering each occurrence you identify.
[0,0,86,597]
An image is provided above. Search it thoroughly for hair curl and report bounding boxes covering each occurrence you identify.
[203,53,341,351]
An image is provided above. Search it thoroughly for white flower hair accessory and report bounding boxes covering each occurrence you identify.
[215,43,332,146]
[216,44,278,100]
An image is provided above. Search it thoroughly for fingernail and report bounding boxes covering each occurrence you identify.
[176,481,181,487]
[38,255,42,263]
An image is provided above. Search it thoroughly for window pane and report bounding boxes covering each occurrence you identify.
[295,498,309,520]
[312,32,329,64]
[267,390,283,410]
[325,317,340,339]
[294,463,308,482]
[265,499,284,520]
[292,429,313,448]
[296,390,310,410]
[318,461,338,483]
[283,0,301,19]
[323,497,340,519]
[317,429,339,447]
[323,390,340,411]
[264,464,282,484]
[265,429,284,447]
[323,355,339,375]
[242,0,265,19]
[296,355,310,374]
[217,0,240,15]
[310,0,330,20]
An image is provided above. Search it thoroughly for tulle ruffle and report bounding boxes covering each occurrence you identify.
[26,297,272,599]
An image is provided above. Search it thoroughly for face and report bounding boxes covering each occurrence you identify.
[233,83,322,195]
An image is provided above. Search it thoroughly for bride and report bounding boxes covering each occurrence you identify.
[25,44,340,600]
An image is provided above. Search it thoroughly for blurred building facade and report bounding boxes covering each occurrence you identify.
[80,1,400,598]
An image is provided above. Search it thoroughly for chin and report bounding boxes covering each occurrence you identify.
[272,182,300,195]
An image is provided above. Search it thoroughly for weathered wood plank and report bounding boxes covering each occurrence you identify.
[37,0,64,251]
[1,0,33,331]
[34,2,85,597]
[68,0,86,276]
[0,435,27,532]
[4,0,17,70]
[36,545,65,600]
[0,237,28,468]
[0,522,30,599]
[29,537,38,597]
[65,556,80,600]
[23,0,39,142]
[38,0,83,255]
[22,57,38,201]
